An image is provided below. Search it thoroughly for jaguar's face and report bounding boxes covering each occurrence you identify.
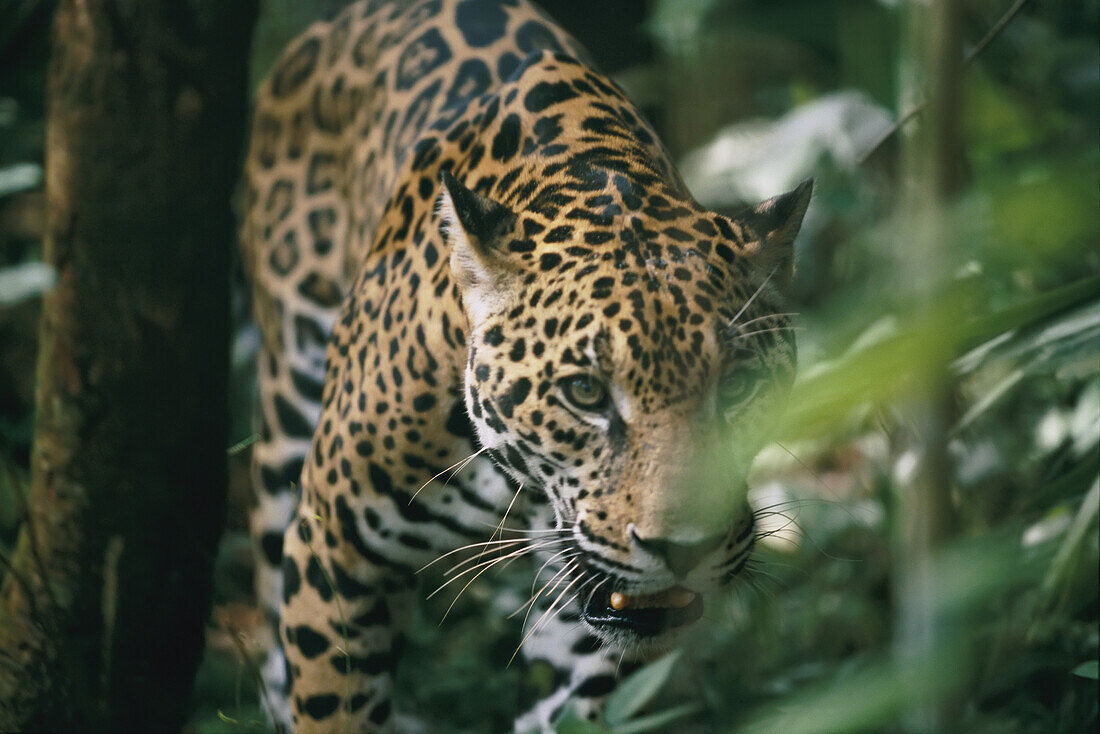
[441,171,809,646]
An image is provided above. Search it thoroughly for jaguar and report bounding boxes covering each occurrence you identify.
[239,0,811,730]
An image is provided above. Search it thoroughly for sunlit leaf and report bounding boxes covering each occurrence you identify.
[1023,449,1100,512]
[953,368,1025,433]
[1072,660,1099,680]
[1037,480,1100,616]
[553,705,610,734]
[602,651,682,726]
[613,703,700,733]
[0,162,41,197]
[0,262,56,307]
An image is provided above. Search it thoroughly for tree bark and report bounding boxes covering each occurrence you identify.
[0,1,256,731]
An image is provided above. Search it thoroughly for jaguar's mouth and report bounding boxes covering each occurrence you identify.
[582,584,704,637]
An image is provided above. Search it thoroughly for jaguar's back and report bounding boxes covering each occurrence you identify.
[241,2,810,731]
[241,0,589,339]
[240,4,585,714]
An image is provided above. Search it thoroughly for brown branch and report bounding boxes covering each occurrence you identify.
[225,624,283,732]
[0,549,39,621]
[1,458,56,609]
[857,0,1034,164]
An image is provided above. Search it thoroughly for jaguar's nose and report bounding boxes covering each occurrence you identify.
[630,528,726,577]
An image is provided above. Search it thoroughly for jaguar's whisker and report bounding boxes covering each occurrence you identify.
[585,575,610,608]
[417,537,531,574]
[537,572,594,637]
[748,564,783,587]
[429,540,556,596]
[752,499,809,514]
[510,570,589,666]
[741,565,781,603]
[477,482,526,565]
[509,550,581,620]
[440,537,566,581]
[472,525,567,535]
[535,572,598,640]
[615,645,629,677]
[727,266,777,331]
[729,325,803,342]
[734,311,800,329]
[512,558,577,628]
[434,540,572,623]
[411,445,489,500]
[531,547,578,593]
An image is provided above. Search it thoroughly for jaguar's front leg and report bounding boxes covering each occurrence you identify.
[280,490,416,733]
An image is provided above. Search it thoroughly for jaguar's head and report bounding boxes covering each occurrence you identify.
[441,170,810,648]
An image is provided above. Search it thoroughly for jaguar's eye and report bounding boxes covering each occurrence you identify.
[719,366,763,407]
[559,375,609,411]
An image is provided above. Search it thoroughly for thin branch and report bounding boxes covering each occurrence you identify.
[858,0,1034,164]
[965,0,1032,64]
[1,457,56,609]
[224,624,280,729]
[0,548,37,612]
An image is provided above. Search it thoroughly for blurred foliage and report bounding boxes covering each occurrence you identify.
[0,0,1097,733]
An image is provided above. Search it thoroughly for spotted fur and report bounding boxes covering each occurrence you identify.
[240,1,811,731]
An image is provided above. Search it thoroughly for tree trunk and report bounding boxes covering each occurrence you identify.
[0,1,256,731]
[894,1,964,731]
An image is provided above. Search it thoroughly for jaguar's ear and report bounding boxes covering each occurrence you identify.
[439,170,520,323]
[722,179,813,290]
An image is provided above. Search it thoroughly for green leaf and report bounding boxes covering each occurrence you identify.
[0,162,42,197]
[1072,661,1099,680]
[952,367,1025,433]
[1038,481,1100,616]
[1023,449,1099,512]
[553,706,611,734]
[603,651,682,726]
[964,277,1100,356]
[613,703,701,733]
[0,262,56,308]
